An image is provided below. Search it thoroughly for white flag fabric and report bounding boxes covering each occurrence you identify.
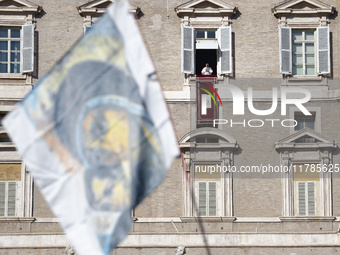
[3,0,179,254]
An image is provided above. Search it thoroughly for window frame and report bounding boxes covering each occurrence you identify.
[0,27,21,74]
[0,3,39,80]
[0,162,24,217]
[181,25,232,76]
[296,181,317,216]
[195,180,220,217]
[294,112,316,131]
[179,128,238,218]
[276,129,335,217]
[292,29,316,76]
[0,180,19,217]
[289,107,321,134]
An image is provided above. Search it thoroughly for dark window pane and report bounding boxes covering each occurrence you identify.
[0,29,8,38]
[0,52,7,62]
[207,31,215,38]
[11,41,20,51]
[0,63,7,73]
[10,52,20,62]
[305,120,315,130]
[0,41,8,51]
[207,137,218,143]
[10,63,20,73]
[11,29,20,38]
[196,137,205,143]
[196,31,205,38]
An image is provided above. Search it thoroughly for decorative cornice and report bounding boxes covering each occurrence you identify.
[77,0,140,16]
[175,0,237,17]
[0,0,41,14]
[272,0,335,16]
[275,128,337,151]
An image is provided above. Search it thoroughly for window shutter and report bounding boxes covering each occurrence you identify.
[198,182,207,216]
[307,182,316,216]
[218,27,232,74]
[298,182,306,216]
[7,182,16,216]
[181,26,194,74]
[0,182,5,216]
[208,182,216,216]
[279,27,292,74]
[21,24,34,73]
[317,26,330,74]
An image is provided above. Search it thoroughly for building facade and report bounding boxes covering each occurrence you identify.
[1,0,340,254]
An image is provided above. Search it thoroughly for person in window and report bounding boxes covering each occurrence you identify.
[201,63,213,75]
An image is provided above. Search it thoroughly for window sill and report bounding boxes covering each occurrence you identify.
[0,217,35,222]
[282,75,328,86]
[180,217,236,222]
[0,73,26,79]
[279,216,335,222]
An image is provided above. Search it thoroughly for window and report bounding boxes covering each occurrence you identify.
[0,28,21,73]
[0,181,17,216]
[195,164,221,217]
[0,25,34,74]
[297,181,316,216]
[0,164,21,217]
[294,113,315,131]
[292,30,315,75]
[197,181,217,216]
[175,0,237,77]
[196,30,216,39]
[293,164,319,216]
[182,26,232,75]
[280,26,330,76]
[179,128,238,217]
[276,130,335,217]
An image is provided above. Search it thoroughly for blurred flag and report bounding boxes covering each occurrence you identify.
[2,0,179,254]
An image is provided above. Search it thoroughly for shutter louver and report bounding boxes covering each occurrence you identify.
[181,26,194,74]
[298,182,306,216]
[307,182,315,216]
[22,24,34,73]
[198,182,207,216]
[208,182,216,216]
[279,27,292,74]
[317,26,330,74]
[0,182,5,216]
[218,27,232,74]
[7,182,16,216]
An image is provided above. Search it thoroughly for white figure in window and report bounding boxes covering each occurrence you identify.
[201,63,213,75]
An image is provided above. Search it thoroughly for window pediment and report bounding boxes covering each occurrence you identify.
[78,0,140,16]
[175,0,237,16]
[275,128,336,150]
[272,0,335,16]
[0,0,40,14]
[179,127,238,150]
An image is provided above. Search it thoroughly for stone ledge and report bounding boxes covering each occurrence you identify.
[180,217,236,223]
[0,217,35,223]
[279,217,336,222]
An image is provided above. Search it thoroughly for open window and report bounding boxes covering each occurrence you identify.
[176,0,237,76]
